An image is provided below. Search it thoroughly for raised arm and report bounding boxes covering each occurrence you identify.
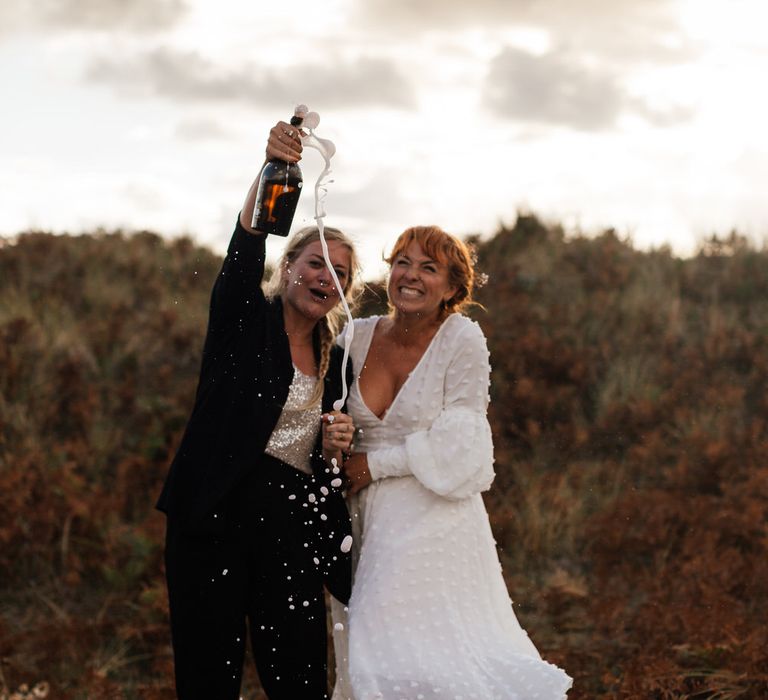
[208,122,305,329]
[239,122,303,233]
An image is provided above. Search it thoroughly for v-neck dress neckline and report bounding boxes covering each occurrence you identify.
[353,314,454,423]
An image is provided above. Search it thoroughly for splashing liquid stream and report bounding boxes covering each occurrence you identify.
[299,108,354,411]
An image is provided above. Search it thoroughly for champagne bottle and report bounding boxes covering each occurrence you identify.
[251,109,305,236]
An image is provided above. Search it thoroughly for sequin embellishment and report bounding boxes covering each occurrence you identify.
[264,367,321,474]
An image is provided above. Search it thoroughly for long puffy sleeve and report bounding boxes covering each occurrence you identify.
[367,318,495,500]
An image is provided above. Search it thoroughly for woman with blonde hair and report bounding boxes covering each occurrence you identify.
[157,122,361,699]
[333,225,572,699]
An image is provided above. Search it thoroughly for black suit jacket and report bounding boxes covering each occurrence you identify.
[157,219,352,601]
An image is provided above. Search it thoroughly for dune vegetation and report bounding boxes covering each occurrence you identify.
[1,217,766,698]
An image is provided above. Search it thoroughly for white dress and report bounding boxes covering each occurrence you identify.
[332,314,572,700]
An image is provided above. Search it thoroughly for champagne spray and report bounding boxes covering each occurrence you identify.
[296,104,354,411]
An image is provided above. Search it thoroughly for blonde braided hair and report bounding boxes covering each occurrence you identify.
[312,317,334,406]
[265,225,362,406]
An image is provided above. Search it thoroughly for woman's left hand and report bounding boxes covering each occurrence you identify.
[322,411,355,457]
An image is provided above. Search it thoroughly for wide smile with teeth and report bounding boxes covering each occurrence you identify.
[399,286,423,298]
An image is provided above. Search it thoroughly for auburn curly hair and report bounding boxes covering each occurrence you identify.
[385,225,478,317]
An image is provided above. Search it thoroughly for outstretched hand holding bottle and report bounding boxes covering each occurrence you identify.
[240,113,306,235]
[266,121,303,164]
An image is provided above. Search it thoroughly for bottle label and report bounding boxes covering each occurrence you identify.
[253,180,301,235]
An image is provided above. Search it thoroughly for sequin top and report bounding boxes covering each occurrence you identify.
[264,366,321,474]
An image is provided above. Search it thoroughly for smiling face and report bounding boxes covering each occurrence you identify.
[387,240,458,320]
[281,239,352,322]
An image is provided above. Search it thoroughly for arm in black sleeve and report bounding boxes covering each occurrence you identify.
[208,217,268,331]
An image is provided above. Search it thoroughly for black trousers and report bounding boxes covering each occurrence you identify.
[165,456,331,700]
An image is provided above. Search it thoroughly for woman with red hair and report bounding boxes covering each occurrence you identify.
[333,225,572,699]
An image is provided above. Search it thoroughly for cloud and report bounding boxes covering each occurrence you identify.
[174,118,234,142]
[357,0,675,33]
[632,102,696,128]
[483,46,691,131]
[84,48,416,109]
[356,0,692,64]
[0,0,187,35]
[329,170,409,220]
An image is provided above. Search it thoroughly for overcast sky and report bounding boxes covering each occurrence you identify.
[1,0,767,276]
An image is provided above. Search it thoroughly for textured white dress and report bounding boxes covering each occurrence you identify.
[332,314,572,700]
